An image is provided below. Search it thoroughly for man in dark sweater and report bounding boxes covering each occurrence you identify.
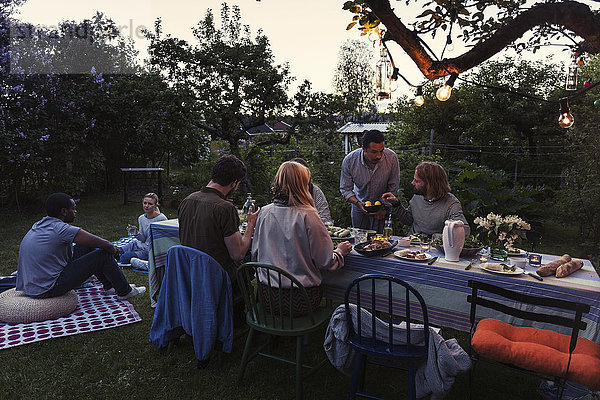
[382,161,470,237]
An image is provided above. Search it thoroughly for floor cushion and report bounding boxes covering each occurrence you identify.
[472,318,600,390]
[0,288,78,324]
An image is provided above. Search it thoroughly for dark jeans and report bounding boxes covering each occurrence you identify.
[40,245,131,298]
[119,251,138,264]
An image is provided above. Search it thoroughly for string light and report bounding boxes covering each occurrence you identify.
[558,98,574,128]
[414,86,424,106]
[446,36,454,52]
[436,73,458,101]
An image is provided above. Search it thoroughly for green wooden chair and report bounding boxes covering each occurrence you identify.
[236,262,333,400]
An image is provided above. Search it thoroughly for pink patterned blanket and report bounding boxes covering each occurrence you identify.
[0,280,141,350]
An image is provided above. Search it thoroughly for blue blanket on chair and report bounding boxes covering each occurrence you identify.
[149,245,233,363]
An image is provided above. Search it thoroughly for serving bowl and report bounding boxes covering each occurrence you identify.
[363,204,382,213]
[433,244,483,257]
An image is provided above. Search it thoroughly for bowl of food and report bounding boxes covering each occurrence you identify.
[432,234,484,257]
[363,200,382,213]
[354,238,398,257]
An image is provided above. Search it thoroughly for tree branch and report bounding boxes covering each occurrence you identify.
[367,0,600,80]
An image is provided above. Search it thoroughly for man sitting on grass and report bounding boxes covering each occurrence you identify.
[16,193,145,300]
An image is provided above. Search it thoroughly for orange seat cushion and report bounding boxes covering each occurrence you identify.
[472,318,600,390]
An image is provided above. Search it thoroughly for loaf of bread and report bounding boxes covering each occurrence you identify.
[556,259,584,278]
[536,254,572,276]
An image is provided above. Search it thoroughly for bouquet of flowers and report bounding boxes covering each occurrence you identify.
[473,213,531,251]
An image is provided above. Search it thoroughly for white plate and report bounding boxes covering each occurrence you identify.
[507,248,528,257]
[330,232,355,241]
[480,264,525,275]
[393,250,434,262]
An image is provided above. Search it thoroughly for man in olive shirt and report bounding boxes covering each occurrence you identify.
[178,155,258,280]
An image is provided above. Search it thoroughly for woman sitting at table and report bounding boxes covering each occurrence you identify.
[251,161,352,315]
[118,193,167,269]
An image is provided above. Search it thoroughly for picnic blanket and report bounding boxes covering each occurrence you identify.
[0,279,141,350]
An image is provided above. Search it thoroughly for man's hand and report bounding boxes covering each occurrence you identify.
[335,241,352,257]
[246,207,260,228]
[381,192,399,206]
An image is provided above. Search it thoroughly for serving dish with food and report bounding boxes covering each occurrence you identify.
[393,249,434,262]
[326,226,354,240]
[363,200,383,213]
[507,248,528,257]
[479,262,524,275]
[354,238,398,257]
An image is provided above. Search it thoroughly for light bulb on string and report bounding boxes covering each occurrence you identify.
[446,36,454,52]
[558,97,574,128]
[436,73,458,101]
[414,86,424,106]
[584,79,591,88]
[594,99,600,107]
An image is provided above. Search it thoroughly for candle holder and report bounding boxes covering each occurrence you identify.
[479,254,488,263]
[528,253,542,267]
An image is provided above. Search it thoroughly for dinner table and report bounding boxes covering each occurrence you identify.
[146,219,600,343]
[321,243,600,343]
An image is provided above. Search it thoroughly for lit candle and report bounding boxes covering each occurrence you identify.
[528,253,542,266]
[479,254,488,263]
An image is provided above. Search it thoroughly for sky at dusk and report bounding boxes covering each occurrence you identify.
[15,0,582,99]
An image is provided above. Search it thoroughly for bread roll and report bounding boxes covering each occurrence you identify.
[482,262,504,271]
[536,254,571,277]
[556,259,584,278]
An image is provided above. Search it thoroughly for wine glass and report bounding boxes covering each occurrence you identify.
[420,237,431,252]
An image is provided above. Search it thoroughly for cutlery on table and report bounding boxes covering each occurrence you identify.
[427,257,438,265]
[464,262,473,270]
[523,270,543,281]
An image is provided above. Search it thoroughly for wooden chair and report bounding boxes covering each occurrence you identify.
[344,274,430,400]
[236,262,333,400]
[466,279,600,399]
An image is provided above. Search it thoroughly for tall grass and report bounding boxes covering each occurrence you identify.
[0,194,586,399]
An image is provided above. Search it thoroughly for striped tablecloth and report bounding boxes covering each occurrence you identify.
[148,219,181,303]
[143,221,600,342]
[322,247,600,343]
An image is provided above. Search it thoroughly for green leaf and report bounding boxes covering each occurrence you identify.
[346,22,357,30]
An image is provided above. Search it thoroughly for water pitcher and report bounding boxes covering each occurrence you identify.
[442,220,465,262]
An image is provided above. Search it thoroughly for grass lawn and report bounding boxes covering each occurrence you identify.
[0,193,595,399]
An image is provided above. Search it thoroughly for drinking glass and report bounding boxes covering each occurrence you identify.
[420,237,431,252]
[127,225,138,237]
[353,228,368,244]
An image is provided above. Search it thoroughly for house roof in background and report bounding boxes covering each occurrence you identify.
[246,124,273,136]
[272,121,291,132]
[337,122,389,134]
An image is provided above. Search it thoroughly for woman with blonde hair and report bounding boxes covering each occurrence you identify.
[251,161,352,315]
[118,192,168,269]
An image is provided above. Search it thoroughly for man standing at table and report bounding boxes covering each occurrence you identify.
[17,193,146,300]
[382,161,471,237]
[340,130,400,232]
[178,154,259,281]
